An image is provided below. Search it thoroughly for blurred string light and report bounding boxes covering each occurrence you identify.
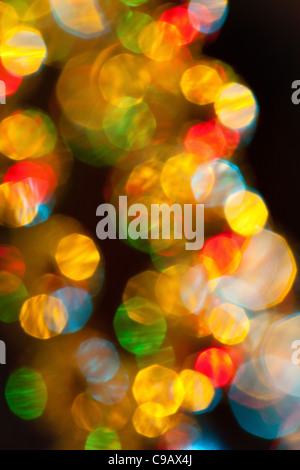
[0,0,298,452]
[5,367,47,420]
[85,427,121,450]
[0,59,22,97]
[55,233,101,281]
[50,0,109,39]
[188,0,229,35]
[1,27,47,77]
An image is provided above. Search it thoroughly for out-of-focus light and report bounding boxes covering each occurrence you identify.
[180,265,208,314]
[0,181,39,227]
[85,427,121,450]
[114,298,167,356]
[0,110,57,161]
[158,419,202,450]
[0,59,22,97]
[120,0,149,6]
[4,161,57,203]
[1,27,47,77]
[160,6,200,46]
[0,244,25,279]
[192,160,245,206]
[133,365,184,416]
[138,21,181,62]
[214,82,258,130]
[208,302,249,345]
[179,369,215,412]
[0,279,28,323]
[181,64,224,105]
[55,234,100,281]
[72,392,132,432]
[188,0,228,35]
[195,347,234,387]
[262,314,300,398]
[77,338,120,383]
[216,230,297,310]
[52,287,93,334]
[5,367,47,420]
[133,403,171,438]
[99,54,151,107]
[201,234,241,279]
[20,294,68,339]
[103,101,156,151]
[117,11,152,53]
[229,361,300,439]
[162,152,213,203]
[185,120,240,159]
[225,190,268,236]
[89,366,129,405]
[50,0,108,38]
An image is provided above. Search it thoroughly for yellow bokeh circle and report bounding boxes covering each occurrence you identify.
[181,65,224,105]
[179,369,215,412]
[1,27,47,77]
[133,365,184,417]
[55,234,100,281]
[208,302,249,345]
[224,190,268,236]
[20,294,67,339]
[214,82,257,129]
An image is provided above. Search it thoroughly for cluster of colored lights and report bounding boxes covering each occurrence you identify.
[0,0,299,451]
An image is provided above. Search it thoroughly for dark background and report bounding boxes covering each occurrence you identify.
[1,0,300,450]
